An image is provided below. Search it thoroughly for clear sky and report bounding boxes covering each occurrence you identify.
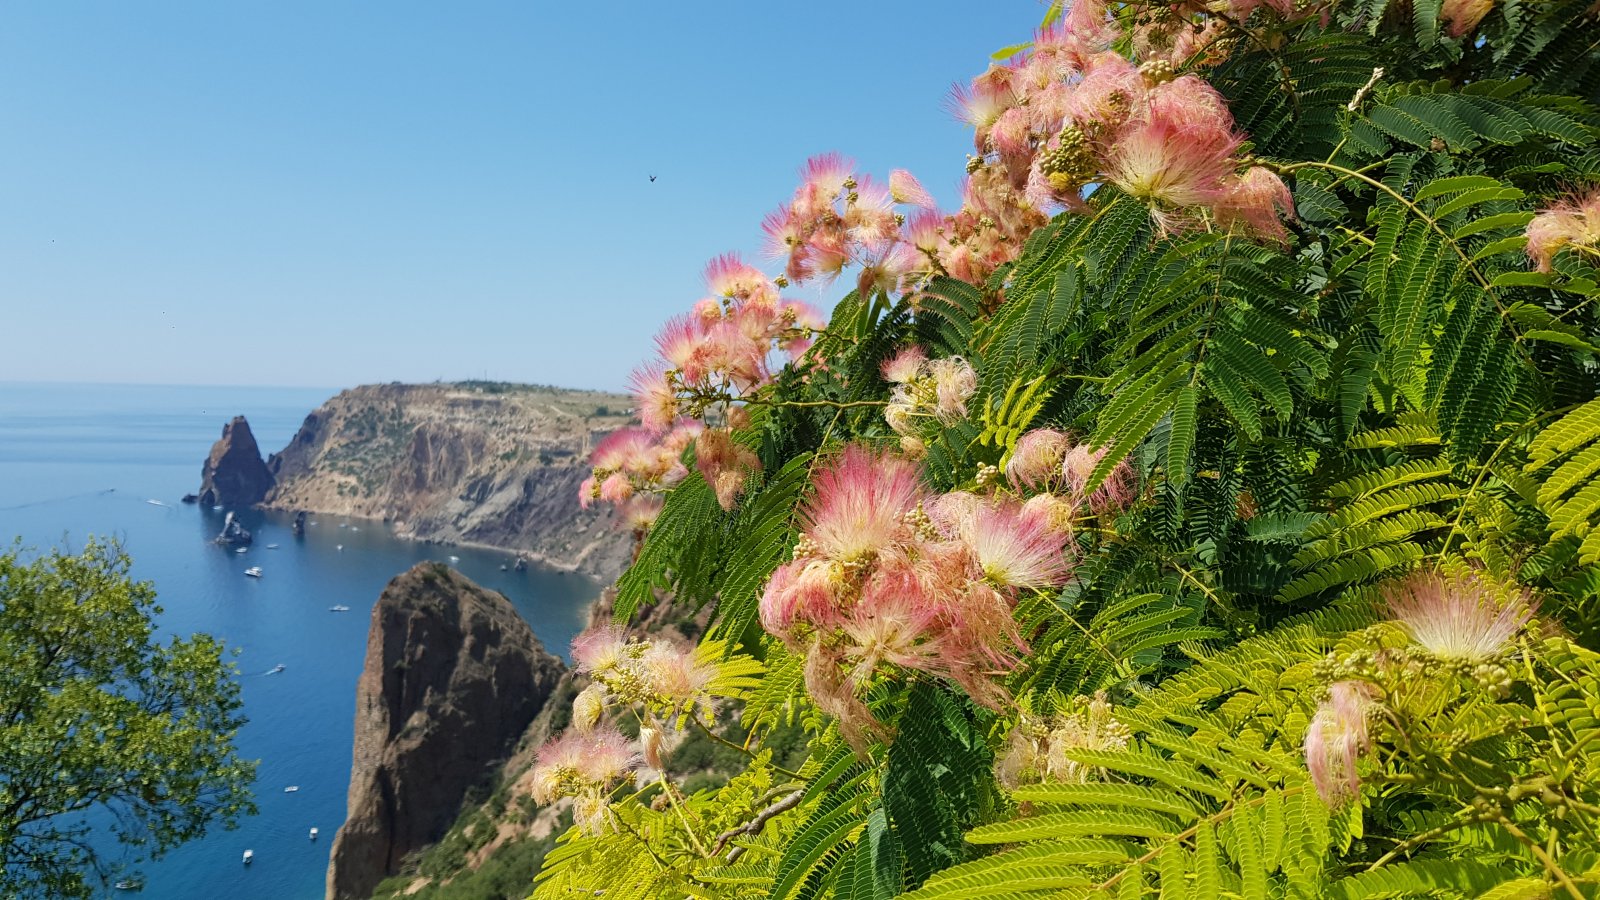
[0,2,1041,391]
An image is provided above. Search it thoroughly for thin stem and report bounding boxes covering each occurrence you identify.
[1492,814,1585,900]
[743,397,888,410]
[689,714,803,780]
[659,775,712,857]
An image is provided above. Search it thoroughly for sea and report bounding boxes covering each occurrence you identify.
[0,382,602,900]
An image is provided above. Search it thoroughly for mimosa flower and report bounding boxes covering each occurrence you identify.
[572,625,632,675]
[965,500,1071,589]
[800,152,854,204]
[1214,166,1296,244]
[639,641,716,709]
[574,725,640,785]
[802,445,926,564]
[1061,444,1138,514]
[653,314,705,371]
[1006,428,1072,489]
[598,472,634,504]
[1441,0,1494,35]
[881,345,928,384]
[1021,492,1078,534]
[620,494,664,531]
[1381,568,1537,662]
[639,725,665,772]
[630,365,680,432]
[929,357,978,423]
[704,252,773,303]
[759,558,842,638]
[1527,188,1600,272]
[890,169,937,209]
[571,684,606,734]
[1305,681,1376,805]
[694,428,761,511]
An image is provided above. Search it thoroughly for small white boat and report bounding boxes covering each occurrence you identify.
[309,827,319,841]
[448,555,461,564]
[336,544,344,552]
[146,499,166,507]
[235,547,248,554]
[114,878,143,891]
[244,566,263,578]
[267,664,285,675]
[242,849,253,865]
[338,523,347,529]
[308,520,318,526]
[349,526,360,531]
[329,605,350,612]
[265,543,279,549]
[284,785,299,793]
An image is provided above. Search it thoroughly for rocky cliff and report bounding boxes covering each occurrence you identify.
[326,563,567,900]
[263,382,635,582]
[197,415,275,508]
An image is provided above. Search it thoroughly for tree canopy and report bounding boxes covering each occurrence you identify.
[0,540,254,898]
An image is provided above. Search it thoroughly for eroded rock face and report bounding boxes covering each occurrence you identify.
[264,383,635,582]
[325,563,565,900]
[197,416,275,508]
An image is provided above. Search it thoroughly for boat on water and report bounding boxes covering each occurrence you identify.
[267,664,285,675]
[448,555,461,564]
[114,878,144,891]
[329,605,350,612]
[336,544,344,552]
[242,849,253,865]
[350,526,360,531]
[265,543,279,549]
[309,827,319,841]
[284,785,299,793]
[145,499,166,507]
[244,566,263,578]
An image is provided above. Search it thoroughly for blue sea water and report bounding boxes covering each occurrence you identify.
[0,382,601,900]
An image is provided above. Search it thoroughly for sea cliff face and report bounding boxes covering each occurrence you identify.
[263,382,634,582]
[326,563,566,900]
[197,415,276,508]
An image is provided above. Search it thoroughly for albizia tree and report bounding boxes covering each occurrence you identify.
[534,0,1600,897]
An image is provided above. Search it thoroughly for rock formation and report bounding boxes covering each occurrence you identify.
[326,563,566,900]
[264,383,635,581]
[196,416,275,508]
[214,511,252,546]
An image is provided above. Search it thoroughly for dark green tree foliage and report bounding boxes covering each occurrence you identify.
[0,541,253,897]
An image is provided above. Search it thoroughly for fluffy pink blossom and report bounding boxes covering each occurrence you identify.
[963,500,1072,589]
[840,562,946,682]
[759,558,842,639]
[929,357,978,423]
[598,472,634,504]
[1007,428,1072,489]
[639,641,717,708]
[572,625,632,675]
[620,494,664,531]
[800,152,854,205]
[1106,78,1240,216]
[654,314,705,371]
[1214,167,1296,244]
[1526,188,1600,272]
[530,725,639,805]
[889,169,937,209]
[1305,681,1376,805]
[695,428,762,511]
[704,252,775,304]
[1062,444,1139,514]
[881,345,928,384]
[630,365,680,432]
[802,445,927,564]
[1441,0,1493,35]
[1382,568,1537,661]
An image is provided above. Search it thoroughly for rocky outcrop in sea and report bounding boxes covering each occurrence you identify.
[197,415,275,508]
[325,563,566,900]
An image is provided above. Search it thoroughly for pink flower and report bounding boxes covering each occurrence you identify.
[802,445,927,564]
[800,152,854,204]
[619,494,663,531]
[1006,428,1072,489]
[929,357,977,423]
[1214,167,1296,244]
[881,345,928,384]
[590,427,656,471]
[1106,78,1240,214]
[1305,681,1376,805]
[639,641,717,708]
[803,642,881,751]
[598,472,634,504]
[840,562,945,681]
[574,725,640,785]
[890,169,937,209]
[1382,568,1537,661]
[630,365,679,432]
[1526,188,1600,273]
[694,428,762,511]
[704,252,773,303]
[572,625,631,675]
[1441,0,1493,35]
[1062,444,1138,514]
[964,500,1072,589]
[759,558,842,639]
[531,725,639,804]
[654,314,705,371]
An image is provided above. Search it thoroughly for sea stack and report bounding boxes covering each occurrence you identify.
[325,563,565,900]
[197,416,275,508]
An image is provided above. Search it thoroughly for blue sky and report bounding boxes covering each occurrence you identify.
[0,2,1041,391]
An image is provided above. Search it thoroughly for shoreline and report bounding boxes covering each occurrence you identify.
[256,503,617,587]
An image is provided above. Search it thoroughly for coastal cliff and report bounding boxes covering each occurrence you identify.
[197,415,275,508]
[263,382,634,582]
[326,563,566,900]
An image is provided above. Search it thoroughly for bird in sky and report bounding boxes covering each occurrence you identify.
[649,174,657,182]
